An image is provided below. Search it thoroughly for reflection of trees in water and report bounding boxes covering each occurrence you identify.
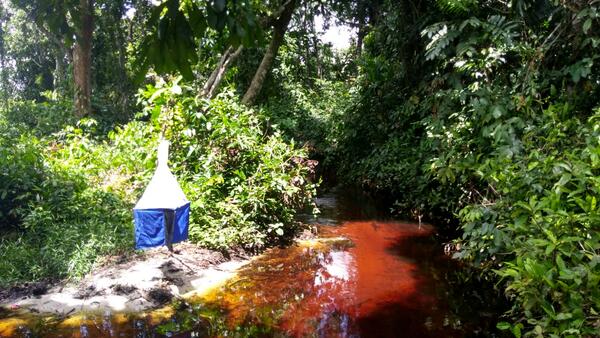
[296,188,393,225]
[311,250,358,337]
[156,230,508,337]
[386,235,508,336]
[162,244,359,336]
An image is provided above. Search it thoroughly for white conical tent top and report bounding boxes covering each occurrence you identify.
[134,140,189,210]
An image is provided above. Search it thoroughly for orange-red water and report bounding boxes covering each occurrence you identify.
[265,221,439,336]
[1,190,506,337]
[200,221,471,337]
[184,191,505,337]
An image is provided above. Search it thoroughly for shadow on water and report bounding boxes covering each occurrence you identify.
[297,186,393,225]
[1,187,508,337]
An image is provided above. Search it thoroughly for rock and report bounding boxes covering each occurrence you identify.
[146,287,173,305]
[111,284,137,295]
[159,260,182,273]
[31,282,48,297]
[74,285,105,299]
[163,276,184,286]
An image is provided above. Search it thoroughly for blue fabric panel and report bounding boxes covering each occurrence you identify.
[134,209,166,249]
[133,203,190,249]
[173,203,190,243]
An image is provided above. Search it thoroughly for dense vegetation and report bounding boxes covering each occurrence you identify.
[1,0,599,336]
[0,85,316,284]
[327,1,600,336]
[0,0,321,284]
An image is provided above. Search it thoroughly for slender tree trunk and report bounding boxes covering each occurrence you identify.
[310,14,321,79]
[303,2,312,80]
[201,0,294,100]
[73,0,94,117]
[0,5,8,112]
[200,45,244,98]
[356,14,365,58]
[114,4,128,114]
[117,30,128,113]
[356,28,364,57]
[53,51,66,93]
[206,45,243,98]
[201,46,232,97]
[242,0,296,106]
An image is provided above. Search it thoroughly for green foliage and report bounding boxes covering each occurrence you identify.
[139,79,317,249]
[5,98,74,136]
[0,73,316,285]
[0,120,132,285]
[330,0,600,335]
[262,78,350,165]
[0,187,131,285]
[459,108,600,336]
[1,0,144,118]
[0,3,55,101]
[137,0,262,80]
[0,121,48,229]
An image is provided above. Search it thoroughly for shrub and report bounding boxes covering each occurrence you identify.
[0,120,132,285]
[0,76,317,285]
[4,98,75,136]
[139,79,317,250]
[261,79,350,164]
[457,107,600,336]
[0,121,48,230]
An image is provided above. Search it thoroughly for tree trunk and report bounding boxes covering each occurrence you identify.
[201,46,232,97]
[73,0,93,117]
[356,27,364,57]
[356,8,366,58]
[0,5,8,112]
[200,45,244,99]
[53,51,66,93]
[310,14,321,79]
[242,0,296,106]
[303,2,312,80]
[206,45,243,98]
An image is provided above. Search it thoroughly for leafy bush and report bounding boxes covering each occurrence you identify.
[0,122,48,230]
[139,80,317,250]
[4,98,75,136]
[0,120,132,285]
[262,79,350,167]
[0,188,131,285]
[456,107,600,336]
[0,77,316,285]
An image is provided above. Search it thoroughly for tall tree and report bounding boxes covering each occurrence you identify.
[10,0,95,116]
[242,0,296,105]
[0,2,8,111]
[330,0,383,57]
[137,0,261,83]
[199,1,295,99]
[201,45,244,98]
[73,0,94,117]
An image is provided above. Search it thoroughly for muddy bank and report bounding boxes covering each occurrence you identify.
[0,242,251,316]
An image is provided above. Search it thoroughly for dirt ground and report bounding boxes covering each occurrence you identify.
[0,242,252,316]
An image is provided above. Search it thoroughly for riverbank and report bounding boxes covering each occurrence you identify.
[0,242,252,316]
[1,224,318,318]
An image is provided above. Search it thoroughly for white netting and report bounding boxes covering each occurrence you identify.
[157,139,169,167]
[134,139,189,210]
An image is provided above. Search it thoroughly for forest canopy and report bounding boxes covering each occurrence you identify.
[1,0,600,336]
